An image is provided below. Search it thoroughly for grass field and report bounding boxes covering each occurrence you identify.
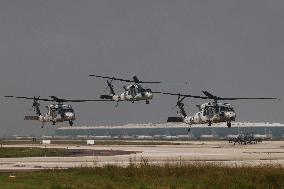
[0,162,283,189]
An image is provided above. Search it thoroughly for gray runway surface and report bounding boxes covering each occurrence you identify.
[0,141,284,170]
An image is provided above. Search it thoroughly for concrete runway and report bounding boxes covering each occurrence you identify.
[0,141,284,170]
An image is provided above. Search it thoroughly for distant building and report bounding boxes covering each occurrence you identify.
[55,122,284,139]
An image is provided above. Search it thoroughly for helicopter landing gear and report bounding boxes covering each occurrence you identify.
[227,121,231,128]
[208,120,212,126]
[146,100,149,104]
[69,120,73,126]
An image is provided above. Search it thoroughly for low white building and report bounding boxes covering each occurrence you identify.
[86,140,95,145]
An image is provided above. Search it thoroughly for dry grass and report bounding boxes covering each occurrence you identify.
[0,160,283,189]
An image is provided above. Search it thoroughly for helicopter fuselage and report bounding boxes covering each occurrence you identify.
[38,104,75,125]
[184,102,236,125]
[103,84,154,103]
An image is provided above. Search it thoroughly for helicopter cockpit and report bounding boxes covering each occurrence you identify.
[62,106,74,113]
[137,85,152,94]
[201,102,235,117]
[219,106,235,113]
[128,85,139,97]
[59,105,74,115]
[48,104,74,118]
[203,106,218,116]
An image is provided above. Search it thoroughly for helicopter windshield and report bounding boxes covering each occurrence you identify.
[137,85,146,92]
[220,106,234,112]
[203,106,218,116]
[63,108,74,113]
[128,86,138,96]
[62,107,74,113]
[227,107,234,112]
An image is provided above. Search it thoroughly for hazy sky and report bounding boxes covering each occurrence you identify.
[0,0,284,136]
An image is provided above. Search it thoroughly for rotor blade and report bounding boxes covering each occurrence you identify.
[133,75,161,83]
[5,95,115,103]
[138,81,162,84]
[217,97,279,100]
[4,96,15,98]
[58,99,115,102]
[5,96,51,101]
[202,91,278,100]
[89,75,133,82]
[160,92,208,99]
[202,91,217,99]
[48,96,116,102]
[89,74,161,83]
[177,96,187,104]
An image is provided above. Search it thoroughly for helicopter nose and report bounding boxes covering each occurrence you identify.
[65,112,75,119]
[225,112,236,120]
[147,92,153,99]
[145,90,153,98]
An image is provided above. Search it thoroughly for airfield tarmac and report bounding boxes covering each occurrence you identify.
[0,141,284,170]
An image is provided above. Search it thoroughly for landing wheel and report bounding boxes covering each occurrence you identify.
[188,128,191,132]
[208,120,212,126]
[227,121,231,128]
[52,121,56,125]
[146,100,149,104]
[69,120,73,126]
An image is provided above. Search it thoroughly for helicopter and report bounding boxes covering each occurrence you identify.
[5,95,109,127]
[89,75,161,105]
[163,91,278,131]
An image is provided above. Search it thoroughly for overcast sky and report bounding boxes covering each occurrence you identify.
[0,0,284,136]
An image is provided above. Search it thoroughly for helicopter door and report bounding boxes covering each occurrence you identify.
[50,108,58,118]
[129,86,138,97]
[207,107,214,118]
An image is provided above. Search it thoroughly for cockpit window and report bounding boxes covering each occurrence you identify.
[128,87,138,96]
[220,106,234,112]
[204,106,217,115]
[227,107,234,112]
[64,108,74,113]
[138,87,146,92]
